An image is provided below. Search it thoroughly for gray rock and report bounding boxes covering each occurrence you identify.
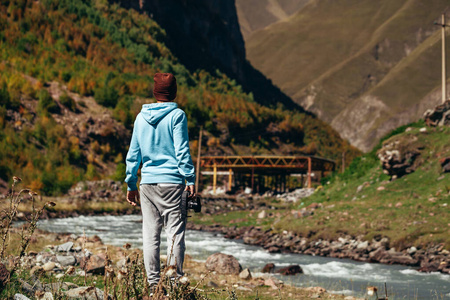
[372,237,390,249]
[65,287,108,300]
[356,184,364,193]
[369,247,388,262]
[278,188,315,202]
[257,210,266,219]
[236,286,252,292]
[357,241,369,250]
[408,247,417,255]
[57,255,76,267]
[43,262,56,272]
[56,242,74,252]
[390,254,418,266]
[205,253,242,275]
[41,292,54,300]
[239,268,252,280]
[81,254,105,274]
[14,294,31,300]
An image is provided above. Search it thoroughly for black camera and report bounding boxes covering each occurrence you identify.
[181,191,201,219]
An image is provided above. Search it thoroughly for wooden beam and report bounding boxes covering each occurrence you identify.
[213,164,217,194]
[307,157,312,188]
[228,168,232,191]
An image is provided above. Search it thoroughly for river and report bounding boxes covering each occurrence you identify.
[37,215,450,299]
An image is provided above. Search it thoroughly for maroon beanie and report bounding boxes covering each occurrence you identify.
[153,73,177,101]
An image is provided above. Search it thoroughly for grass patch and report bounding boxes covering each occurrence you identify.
[194,126,450,250]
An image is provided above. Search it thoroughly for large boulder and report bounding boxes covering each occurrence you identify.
[56,242,74,252]
[424,99,450,126]
[56,255,76,267]
[377,134,424,179]
[261,263,275,273]
[239,268,252,280]
[80,255,105,275]
[205,253,242,275]
[276,264,303,275]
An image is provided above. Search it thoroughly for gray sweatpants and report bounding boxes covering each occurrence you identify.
[140,184,186,286]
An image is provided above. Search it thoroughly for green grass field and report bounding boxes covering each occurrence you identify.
[193,125,450,250]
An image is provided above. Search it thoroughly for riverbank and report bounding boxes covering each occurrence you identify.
[7,191,449,277]
[188,195,450,276]
[3,228,360,300]
[187,222,450,275]
[4,164,449,279]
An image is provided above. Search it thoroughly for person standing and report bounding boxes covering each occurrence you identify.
[125,73,196,288]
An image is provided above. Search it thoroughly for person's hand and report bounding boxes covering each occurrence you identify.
[126,190,140,206]
[185,185,196,198]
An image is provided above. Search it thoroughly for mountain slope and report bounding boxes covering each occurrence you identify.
[235,0,309,39]
[0,0,359,194]
[244,0,449,151]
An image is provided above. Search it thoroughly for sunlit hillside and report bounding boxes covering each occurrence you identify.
[0,0,359,195]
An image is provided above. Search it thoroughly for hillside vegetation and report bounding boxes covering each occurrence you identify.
[0,0,359,195]
[244,0,449,151]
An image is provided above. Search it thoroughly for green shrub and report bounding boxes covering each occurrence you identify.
[38,89,59,114]
[94,85,119,108]
[0,83,20,109]
[113,97,133,127]
[113,162,126,181]
[59,92,77,111]
[61,71,72,82]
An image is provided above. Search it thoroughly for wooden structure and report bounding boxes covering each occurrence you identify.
[200,155,335,193]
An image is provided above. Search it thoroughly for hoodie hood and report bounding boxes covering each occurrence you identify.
[140,102,178,125]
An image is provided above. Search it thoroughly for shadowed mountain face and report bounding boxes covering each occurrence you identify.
[242,0,450,151]
[112,0,302,110]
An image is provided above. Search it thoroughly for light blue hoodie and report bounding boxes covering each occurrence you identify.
[125,102,195,191]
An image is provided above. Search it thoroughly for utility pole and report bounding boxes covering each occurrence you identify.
[436,13,449,103]
[195,127,203,192]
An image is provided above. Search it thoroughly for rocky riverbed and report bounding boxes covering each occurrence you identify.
[7,180,450,278]
[4,230,359,300]
[187,223,450,275]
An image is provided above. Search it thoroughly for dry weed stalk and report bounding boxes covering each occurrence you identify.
[82,229,88,286]
[1,176,25,260]
[0,176,55,285]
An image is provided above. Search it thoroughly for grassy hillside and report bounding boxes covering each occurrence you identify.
[0,0,359,195]
[244,0,449,151]
[195,122,450,250]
